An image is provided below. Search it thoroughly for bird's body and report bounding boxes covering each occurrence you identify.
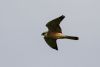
[43,32,78,40]
[42,15,79,50]
[45,32,64,39]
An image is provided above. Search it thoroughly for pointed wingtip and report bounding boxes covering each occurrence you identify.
[61,15,65,18]
[54,47,58,51]
[62,15,65,17]
[59,15,65,20]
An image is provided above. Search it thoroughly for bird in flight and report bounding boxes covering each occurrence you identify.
[41,15,79,50]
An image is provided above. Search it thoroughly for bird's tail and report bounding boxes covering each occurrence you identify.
[62,35,79,40]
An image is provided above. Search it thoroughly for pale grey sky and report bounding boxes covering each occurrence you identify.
[0,0,100,67]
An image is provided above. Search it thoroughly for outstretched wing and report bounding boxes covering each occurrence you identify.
[44,37,58,50]
[46,15,65,33]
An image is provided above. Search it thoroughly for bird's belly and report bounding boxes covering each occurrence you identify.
[48,32,64,39]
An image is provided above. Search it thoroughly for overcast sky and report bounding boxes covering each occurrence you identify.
[0,0,100,67]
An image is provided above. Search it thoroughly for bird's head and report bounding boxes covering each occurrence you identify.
[41,32,47,36]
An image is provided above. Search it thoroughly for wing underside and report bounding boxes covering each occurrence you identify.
[44,37,58,50]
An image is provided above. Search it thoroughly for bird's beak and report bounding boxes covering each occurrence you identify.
[41,33,43,36]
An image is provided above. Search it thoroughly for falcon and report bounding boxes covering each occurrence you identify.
[41,15,79,50]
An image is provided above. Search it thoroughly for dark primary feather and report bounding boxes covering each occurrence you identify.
[44,37,58,50]
[46,15,65,33]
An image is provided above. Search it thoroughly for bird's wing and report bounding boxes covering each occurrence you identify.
[44,37,58,50]
[46,15,65,33]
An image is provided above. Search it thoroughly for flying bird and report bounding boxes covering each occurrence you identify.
[41,15,79,50]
